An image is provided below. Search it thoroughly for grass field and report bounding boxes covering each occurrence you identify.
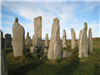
[6,38,100,75]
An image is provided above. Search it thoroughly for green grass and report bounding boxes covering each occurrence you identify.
[93,39,100,42]
[6,39,100,75]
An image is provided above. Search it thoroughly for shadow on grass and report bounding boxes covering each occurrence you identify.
[6,47,13,54]
[75,46,78,49]
[8,60,43,75]
[93,63,100,75]
[55,58,79,75]
[25,48,30,53]
[67,46,71,49]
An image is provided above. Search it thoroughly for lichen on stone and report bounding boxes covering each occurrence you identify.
[14,17,18,23]
[53,17,59,21]
[84,22,88,30]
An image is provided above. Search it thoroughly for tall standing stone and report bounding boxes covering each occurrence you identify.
[79,22,88,58]
[62,30,67,48]
[88,28,93,52]
[78,30,82,48]
[26,32,30,46]
[12,17,25,57]
[32,35,35,46]
[1,30,8,75]
[34,16,42,47]
[71,28,76,49]
[4,34,12,47]
[44,33,48,46]
[47,18,61,60]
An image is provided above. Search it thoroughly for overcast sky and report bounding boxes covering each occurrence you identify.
[0,0,100,39]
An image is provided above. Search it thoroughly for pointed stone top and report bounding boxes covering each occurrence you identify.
[63,29,66,36]
[84,22,88,30]
[89,28,92,33]
[71,28,74,30]
[27,32,29,34]
[14,17,18,23]
[39,16,42,18]
[26,32,29,37]
[63,30,66,33]
[53,17,59,21]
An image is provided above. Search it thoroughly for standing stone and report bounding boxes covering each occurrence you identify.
[78,30,82,48]
[62,30,67,48]
[44,47,48,54]
[88,28,93,52]
[29,36,31,44]
[62,51,71,58]
[12,17,25,57]
[4,34,12,47]
[44,33,48,46]
[79,22,88,58]
[34,16,42,47]
[1,30,8,75]
[47,18,61,60]
[41,46,44,54]
[30,34,37,54]
[32,35,35,46]
[26,32,30,46]
[30,46,37,53]
[71,28,76,49]
[41,40,43,46]
[41,46,48,54]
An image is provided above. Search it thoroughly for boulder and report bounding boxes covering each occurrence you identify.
[30,46,37,53]
[62,51,71,58]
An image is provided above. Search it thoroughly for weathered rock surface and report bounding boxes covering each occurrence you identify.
[4,34,12,47]
[44,33,48,46]
[62,30,67,48]
[78,30,82,48]
[44,47,48,54]
[26,32,30,46]
[47,18,61,60]
[79,22,88,58]
[32,35,35,46]
[71,28,76,49]
[41,40,43,46]
[88,28,93,52]
[30,46,37,53]
[12,17,25,57]
[34,16,42,47]
[62,51,71,58]
[30,53,42,57]
[1,30,8,75]
[41,46,44,54]
[41,46,48,54]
